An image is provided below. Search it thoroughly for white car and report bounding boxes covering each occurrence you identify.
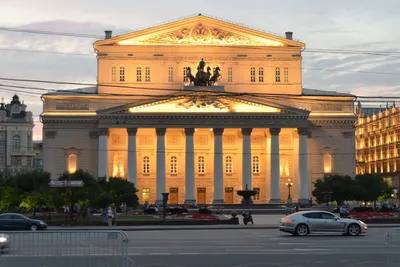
[279,211,367,236]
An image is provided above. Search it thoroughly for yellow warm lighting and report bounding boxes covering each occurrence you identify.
[323,154,332,173]
[68,154,77,174]
[310,112,355,116]
[43,112,96,116]
[112,153,125,178]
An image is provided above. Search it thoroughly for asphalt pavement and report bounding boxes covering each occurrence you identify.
[1,227,398,267]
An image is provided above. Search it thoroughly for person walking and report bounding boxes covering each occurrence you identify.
[107,207,114,226]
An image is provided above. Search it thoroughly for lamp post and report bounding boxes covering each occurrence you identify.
[286,178,293,204]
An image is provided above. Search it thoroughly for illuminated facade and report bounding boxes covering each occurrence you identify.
[42,14,356,204]
[355,102,400,188]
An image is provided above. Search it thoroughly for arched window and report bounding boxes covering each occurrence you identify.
[323,154,332,173]
[13,135,20,151]
[143,156,150,174]
[112,153,125,178]
[168,67,174,82]
[252,156,260,173]
[119,67,125,82]
[225,156,233,174]
[111,66,116,82]
[170,156,177,174]
[198,156,205,174]
[68,154,77,174]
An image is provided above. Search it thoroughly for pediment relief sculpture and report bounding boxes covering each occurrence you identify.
[139,24,282,46]
[176,96,230,110]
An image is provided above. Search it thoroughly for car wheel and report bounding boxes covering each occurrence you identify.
[347,224,360,236]
[30,225,38,231]
[294,224,309,236]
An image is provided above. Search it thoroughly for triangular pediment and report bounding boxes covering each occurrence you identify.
[95,14,304,48]
[98,92,310,116]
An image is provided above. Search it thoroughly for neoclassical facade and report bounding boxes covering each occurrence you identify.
[42,14,356,204]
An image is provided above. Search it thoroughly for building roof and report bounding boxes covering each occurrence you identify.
[302,88,355,97]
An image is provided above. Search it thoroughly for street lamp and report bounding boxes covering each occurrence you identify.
[286,178,293,203]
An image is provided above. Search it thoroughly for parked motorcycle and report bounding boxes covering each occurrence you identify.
[242,210,254,225]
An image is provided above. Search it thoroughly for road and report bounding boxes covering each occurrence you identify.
[0,228,398,267]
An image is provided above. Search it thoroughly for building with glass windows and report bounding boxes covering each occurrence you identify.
[41,14,356,204]
[0,95,35,174]
[355,102,400,188]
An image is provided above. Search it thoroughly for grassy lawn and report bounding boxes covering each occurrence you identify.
[30,214,162,222]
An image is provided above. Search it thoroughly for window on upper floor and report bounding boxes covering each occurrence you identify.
[13,135,20,151]
[168,67,174,82]
[143,156,150,174]
[111,66,116,82]
[68,154,77,174]
[258,67,264,82]
[275,67,281,82]
[225,156,233,174]
[11,156,21,166]
[284,67,289,82]
[198,156,205,174]
[26,156,32,167]
[183,67,188,83]
[136,67,142,82]
[252,156,260,173]
[250,67,256,82]
[145,67,151,82]
[228,67,232,82]
[170,156,177,174]
[119,67,125,82]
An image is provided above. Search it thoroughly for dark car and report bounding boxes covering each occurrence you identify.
[165,206,189,215]
[0,213,47,231]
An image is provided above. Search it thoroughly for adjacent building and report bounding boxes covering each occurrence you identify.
[356,102,400,188]
[42,14,356,204]
[0,94,35,174]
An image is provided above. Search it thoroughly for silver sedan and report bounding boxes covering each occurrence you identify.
[279,211,368,236]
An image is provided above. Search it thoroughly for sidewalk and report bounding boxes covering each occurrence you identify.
[47,215,400,231]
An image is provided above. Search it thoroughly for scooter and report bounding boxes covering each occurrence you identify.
[242,210,254,225]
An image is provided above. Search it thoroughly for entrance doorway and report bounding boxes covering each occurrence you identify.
[197,188,206,204]
[224,187,234,204]
[169,188,179,204]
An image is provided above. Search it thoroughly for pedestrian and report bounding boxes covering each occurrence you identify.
[112,207,117,226]
[107,207,113,226]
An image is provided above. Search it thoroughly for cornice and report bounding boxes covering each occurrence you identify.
[41,119,98,124]
[98,56,301,62]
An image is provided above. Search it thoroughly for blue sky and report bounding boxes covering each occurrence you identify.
[0,0,399,139]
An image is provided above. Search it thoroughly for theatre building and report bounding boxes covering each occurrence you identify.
[42,14,356,204]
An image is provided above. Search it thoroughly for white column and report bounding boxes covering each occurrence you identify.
[213,128,224,204]
[184,128,196,204]
[242,128,252,190]
[127,128,138,186]
[156,128,166,203]
[98,128,109,177]
[298,128,309,203]
[269,128,281,203]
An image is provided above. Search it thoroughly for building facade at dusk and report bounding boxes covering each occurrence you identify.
[41,14,356,204]
[0,95,35,174]
[356,102,400,188]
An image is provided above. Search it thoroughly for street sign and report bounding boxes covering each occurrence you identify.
[49,180,84,188]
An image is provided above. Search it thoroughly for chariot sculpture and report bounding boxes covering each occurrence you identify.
[186,58,221,86]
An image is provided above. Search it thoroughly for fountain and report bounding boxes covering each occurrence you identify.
[236,184,258,205]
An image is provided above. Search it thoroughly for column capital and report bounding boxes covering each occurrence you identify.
[127,128,138,136]
[156,128,167,136]
[184,128,195,136]
[213,128,224,136]
[297,128,308,136]
[269,128,281,136]
[241,128,253,135]
[98,128,109,136]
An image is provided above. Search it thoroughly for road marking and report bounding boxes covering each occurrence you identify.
[149,253,172,255]
[177,252,201,255]
[279,243,310,245]
[293,248,336,251]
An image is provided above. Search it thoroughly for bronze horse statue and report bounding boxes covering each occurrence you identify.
[185,59,221,87]
[185,67,196,85]
[210,66,221,85]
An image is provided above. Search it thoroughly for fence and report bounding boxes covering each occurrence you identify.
[0,230,133,267]
[387,228,400,267]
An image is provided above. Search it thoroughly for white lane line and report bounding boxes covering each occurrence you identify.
[177,252,201,255]
[293,248,337,251]
[149,253,172,255]
[279,243,310,245]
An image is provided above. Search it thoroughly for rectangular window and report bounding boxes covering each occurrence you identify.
[275,67,281,82]
[11,156,21,166]
[119,67,125,82]
[225,156,233,174]
[284,67,289,82]
[168,67,174,82]
[145,67,150,82]
[143,156,150,174]
[198,156,205,174]
[170,156,177,174]
[136,67,142,82]
[142,188,150,202]
[250,67,256,82]
[183,67,188,83]
[253,188,260,201]
[258,67,264,82]
[252,156,260,173]
[26,157,32,167]
[111,66,116,82]
[228,67,232,82]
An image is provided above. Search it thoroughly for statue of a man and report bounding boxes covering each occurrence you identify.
[198,58,206,72]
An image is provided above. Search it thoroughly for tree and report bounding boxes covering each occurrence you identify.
[99,177,139,209]
[312,174,356,205]
[0,186,20,212]
[354,173,389,203]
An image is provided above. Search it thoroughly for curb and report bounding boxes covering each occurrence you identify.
[48,224,397,231]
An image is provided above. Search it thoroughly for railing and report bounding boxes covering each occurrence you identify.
[0,230,133,267]
[386,228,400,267]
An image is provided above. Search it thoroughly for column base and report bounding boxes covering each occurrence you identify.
[269,199,282,204]
[184,199,196,205]
[212,199,224,204]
